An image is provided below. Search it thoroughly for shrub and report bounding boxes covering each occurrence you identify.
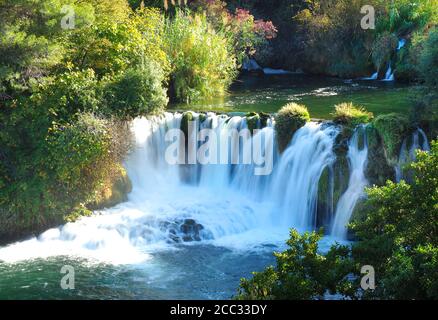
[64,6,169,77]
[236,229,354,300]
[47,112,129,201]
[350,141,438,299]
[46,113,112,200]
[40,69,102,122]
[371,32,398,72]
[190,0,277,65]
[332,102,373,127]
[165,10,237,102]
[417,26,438,88]
[275,103,310,152]
[103,62,168,120]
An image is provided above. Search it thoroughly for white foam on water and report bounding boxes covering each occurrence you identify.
[0,113,343,265]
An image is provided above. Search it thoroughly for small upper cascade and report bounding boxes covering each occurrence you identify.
[364,38,406,81]
[397,39,406,51]
[361,72,378,80]
[395,128,431,182]
[242,58,262,72]
[331,125,369,239]
[381,63,394,81]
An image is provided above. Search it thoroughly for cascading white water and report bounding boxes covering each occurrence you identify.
[364,38,406,81]
[361,72,378,80]
[382,63,394,81]
[395,128,430,182]
[0,113,344,264]
[331,126,369,239]
[271,123,339,229]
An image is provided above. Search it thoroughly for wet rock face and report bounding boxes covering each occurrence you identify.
[160,218,209,243]
[365,125,395,186]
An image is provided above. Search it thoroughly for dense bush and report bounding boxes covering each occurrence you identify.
[103,62,168,119]
[190,0,277,66]
[417,26,438,88]
[236,229,354,300]
[165,10,237,102]
[64,7,169,78]
[350,141,438,299]
[275,103,310,153]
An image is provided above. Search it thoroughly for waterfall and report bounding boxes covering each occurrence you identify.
[364,38,406,81]
[397,39,406,51]
[381,63,394,82]
[395,128,430,182]
[242,58,262,72]
[271,123,339,230]
[361,71,378,80]
[331,126,369,239]
[0,113,347,264]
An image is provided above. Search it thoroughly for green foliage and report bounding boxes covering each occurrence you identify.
[332,102,373,128]
[64,7,169,78]
[236,229,354,300]
[191,0,277,66]
[165,10,237,102]
[46,113,111,195]
[417,26,438,88]
[275,103,310,153]
[372,113,411,164]
[375,0,438,35]
[350,141,438,299]
[39,69,102,121]
[371,32,398,72]
[103,62,168,120]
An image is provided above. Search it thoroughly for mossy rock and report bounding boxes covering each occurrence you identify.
[332,156,350,205]
[365,125,395,185]
[89,166,132,210]
[181,111,194,137]
[259,112,271,128]
[333,125,354,158]
[372,113,413,165]
[198,113,207,124]
[316,166,334,230]
[246,112,261,132]
[275,103,310,153]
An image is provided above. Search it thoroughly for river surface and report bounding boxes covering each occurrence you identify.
[171,73,413,119]
[0,74,406,300]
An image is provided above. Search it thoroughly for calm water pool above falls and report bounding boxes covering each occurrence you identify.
[171,74,414,118]
[0,76,420,300]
